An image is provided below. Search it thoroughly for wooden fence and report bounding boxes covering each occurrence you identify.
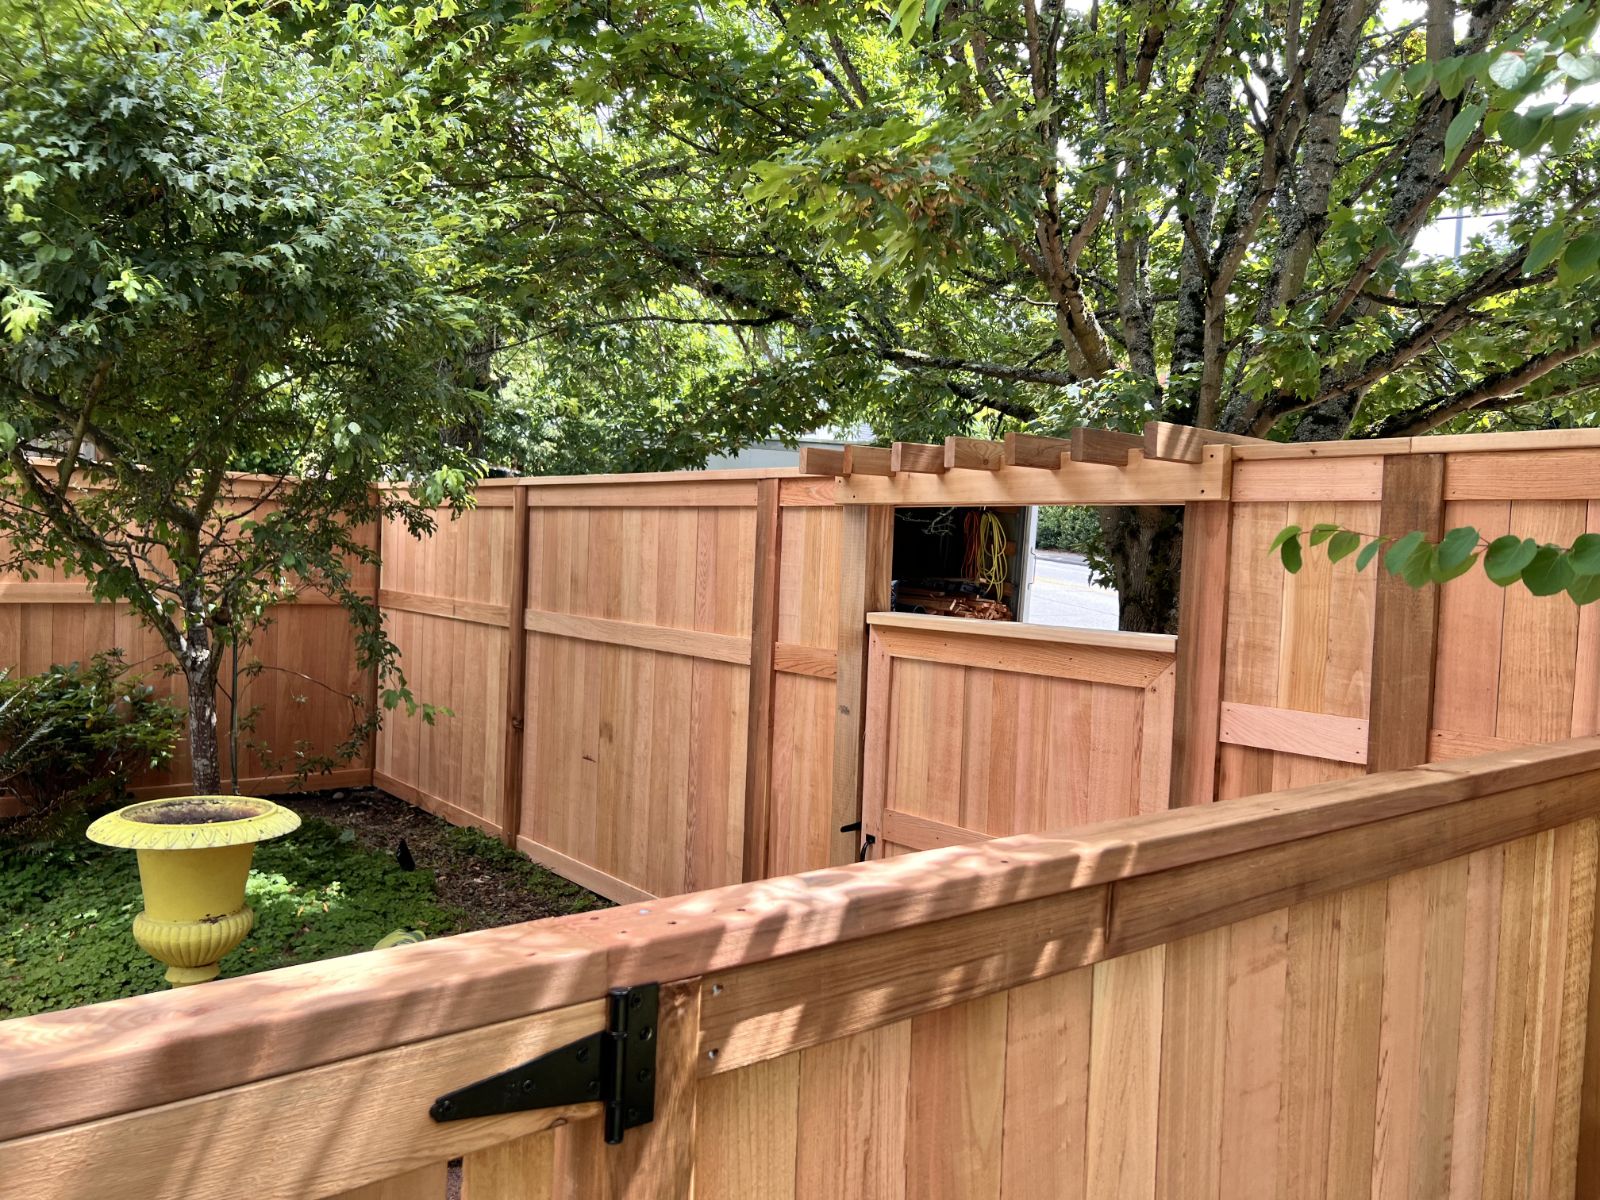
[1185,436,1600,812]
[5,737,1599,1199]
[373,469,1192,901]
[0,478,377,801]
[861,613,1175,854]
[374,472,851,901]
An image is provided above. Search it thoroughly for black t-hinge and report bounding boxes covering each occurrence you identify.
[429,983,659,1145]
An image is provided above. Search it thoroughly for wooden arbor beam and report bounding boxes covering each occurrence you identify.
[797,447,847,476]
[1070,428,1143,466]
[843,445,893,475]
[890,442,947,474]
[835,447,1232,506]
[1143,422,1267,464]
[1004,432,1074,469]
[944,436,1004,471]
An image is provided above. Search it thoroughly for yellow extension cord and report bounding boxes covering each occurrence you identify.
[963,509,1010,599]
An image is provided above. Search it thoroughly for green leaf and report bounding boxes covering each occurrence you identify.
[1375,67,1402,100]
[1444,102,1486,168]
[1431,550,1479,583]
[0,420,14,453]
[1498,109,1542,150]
[1569,532,1600,575]
[1484,535,1540,584]
[1280,534,1303,574]
[1436,58,1466,100]
[1559,51,1599,82]
[1355,539,1385,571]
[1524,224,1566,274]
[1436,525,1480,570]
[1559,232,1600,287]
[1383,530,1428,576]
[1402,543,1436,588]
[1489,51,1533,88]
[889,0,923,39]
[1569,573,1600,605]
[1523,545,1574,596]
[1269,524,1302,552]
[1327,530,1362,563]
[1308,522,1340,546]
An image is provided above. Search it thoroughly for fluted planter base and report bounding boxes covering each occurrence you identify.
[87,796,300,989]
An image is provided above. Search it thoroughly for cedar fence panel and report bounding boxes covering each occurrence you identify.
[0,482,377,802]
[375,473,849,901]
[1198,440,1600,815]
[374,487,517,834]
[861,613,1176,856]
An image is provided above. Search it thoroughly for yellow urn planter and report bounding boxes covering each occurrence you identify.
[86,796,300,987]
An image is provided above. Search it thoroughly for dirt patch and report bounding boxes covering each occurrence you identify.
[281,788,610,927]
[124,799,269,825]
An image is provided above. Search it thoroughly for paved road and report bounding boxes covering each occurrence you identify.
[1023,550,1119,629]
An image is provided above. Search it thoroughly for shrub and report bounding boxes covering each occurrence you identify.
[0,652,183,819]
[1035,506,1102,553]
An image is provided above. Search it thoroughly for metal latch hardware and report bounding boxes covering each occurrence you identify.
[429,983,659,1145]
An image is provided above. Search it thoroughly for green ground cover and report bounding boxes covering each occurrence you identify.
[0,798,606,1018]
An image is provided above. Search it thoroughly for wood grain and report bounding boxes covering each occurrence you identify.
[462,1131,555,1200]
[1368,455,1445,773]
[837,450,1229,505]
[0,1001,602,1200]
[944,436,1005,471]
[1218,702,1370,764]
[1171,499,1232,806]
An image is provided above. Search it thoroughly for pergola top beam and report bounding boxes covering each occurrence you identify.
[836,446,1231,506]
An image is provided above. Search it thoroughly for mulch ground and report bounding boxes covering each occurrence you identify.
[283,786,610,926]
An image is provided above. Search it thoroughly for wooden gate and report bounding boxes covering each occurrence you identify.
[860,613,1176,855]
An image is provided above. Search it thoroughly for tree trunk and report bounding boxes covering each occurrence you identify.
[181,635,223,795]
[1098,505,1186,634]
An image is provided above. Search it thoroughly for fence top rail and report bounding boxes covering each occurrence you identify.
[3,734,1599,1141]
[381,466,815,491]
[867,610,1178,655]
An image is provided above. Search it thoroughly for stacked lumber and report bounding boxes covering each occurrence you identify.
[894,582,1013,621]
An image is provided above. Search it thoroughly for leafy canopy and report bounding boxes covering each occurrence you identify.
[0,1,487,785]
[316,0,1600,470]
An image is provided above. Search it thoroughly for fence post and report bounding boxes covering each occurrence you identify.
[364,491,384,790]
[741,479,782,882]
[499,484,531,848]
[1366,454,1445,772]
[1170,497,1232,806]
[832,505,894,865]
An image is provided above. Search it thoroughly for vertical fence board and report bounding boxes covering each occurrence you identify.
[1000,969,1093,1200]
[695,1056,800,1200]
[462,1131,555,1200]
[1086,946,1164,1200]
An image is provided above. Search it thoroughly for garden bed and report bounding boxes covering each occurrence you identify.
[0,787,609,1018]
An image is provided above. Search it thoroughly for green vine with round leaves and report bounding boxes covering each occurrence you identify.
[1272,522,1600,604]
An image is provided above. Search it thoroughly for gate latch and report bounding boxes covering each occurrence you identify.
[429,983,659,1145]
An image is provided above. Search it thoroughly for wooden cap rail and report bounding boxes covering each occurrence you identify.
[4,735,1600,1145]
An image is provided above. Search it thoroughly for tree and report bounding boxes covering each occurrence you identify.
[344,0,1600,631]
[0,3,484,792]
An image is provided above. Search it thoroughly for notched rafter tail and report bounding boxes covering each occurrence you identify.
[798,447,847,476]
[944,436,1004,472]
[842,445,893,476]
[890,441,947,474]
[1003,431,1074,470]
[1070,427,1143,466]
